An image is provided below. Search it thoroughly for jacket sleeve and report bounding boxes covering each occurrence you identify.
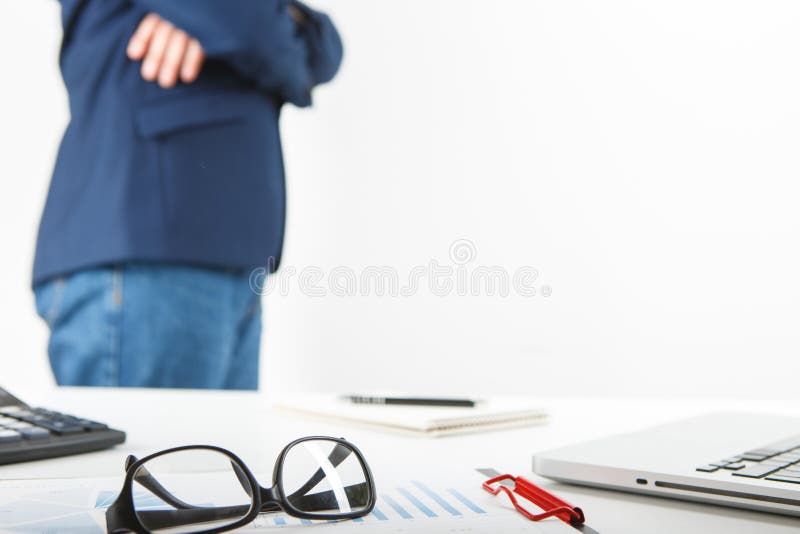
[129,0,343,106]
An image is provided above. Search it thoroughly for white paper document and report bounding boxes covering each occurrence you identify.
[0,469,576,533]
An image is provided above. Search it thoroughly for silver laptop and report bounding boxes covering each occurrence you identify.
[533,412,800,516]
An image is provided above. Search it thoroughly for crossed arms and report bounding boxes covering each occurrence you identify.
[124,0,342,106]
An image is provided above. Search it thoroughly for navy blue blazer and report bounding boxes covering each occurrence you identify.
[33,0,342,284]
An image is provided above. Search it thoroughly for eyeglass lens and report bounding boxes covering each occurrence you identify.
[131,449,255,533]
[279,438,371,516]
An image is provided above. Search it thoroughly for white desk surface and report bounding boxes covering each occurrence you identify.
[4,388,800,533]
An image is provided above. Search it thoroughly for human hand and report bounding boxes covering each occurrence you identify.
[288,4,306,24]
[126,13,205,88]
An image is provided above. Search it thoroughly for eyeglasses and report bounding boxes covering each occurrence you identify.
[105,436,376,533]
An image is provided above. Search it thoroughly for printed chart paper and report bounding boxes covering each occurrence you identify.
[0,469,575,533]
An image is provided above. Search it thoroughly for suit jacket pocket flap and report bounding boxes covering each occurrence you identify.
[135,92,257,138]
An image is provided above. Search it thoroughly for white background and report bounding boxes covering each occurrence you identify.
[1,1,799,398]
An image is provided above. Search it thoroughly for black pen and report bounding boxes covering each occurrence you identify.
[342,395,478,408]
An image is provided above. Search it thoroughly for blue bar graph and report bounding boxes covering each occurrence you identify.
[397,488,437,518]
[413,481,462,516]
[447,488,486,514]
[382,493,413,519]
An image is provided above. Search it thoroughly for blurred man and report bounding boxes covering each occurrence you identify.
[33,1,342,388]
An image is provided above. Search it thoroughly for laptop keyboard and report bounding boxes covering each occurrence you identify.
[697,436,800,484]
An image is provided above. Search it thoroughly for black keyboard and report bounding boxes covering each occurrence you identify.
[697,436,800,484]
[0,386,125,465]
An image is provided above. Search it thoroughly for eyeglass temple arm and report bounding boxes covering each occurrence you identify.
[132,483,371,530]
[285,482,370,512]
[133,505,251,531]
[125,455,195,510]
[125,454,278,515]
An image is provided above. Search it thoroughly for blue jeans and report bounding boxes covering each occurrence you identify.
[34,264,261,389]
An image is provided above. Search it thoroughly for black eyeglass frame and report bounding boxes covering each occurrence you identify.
[105,436,376,534]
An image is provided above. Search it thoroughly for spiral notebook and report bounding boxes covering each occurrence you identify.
[273,395,548,437]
